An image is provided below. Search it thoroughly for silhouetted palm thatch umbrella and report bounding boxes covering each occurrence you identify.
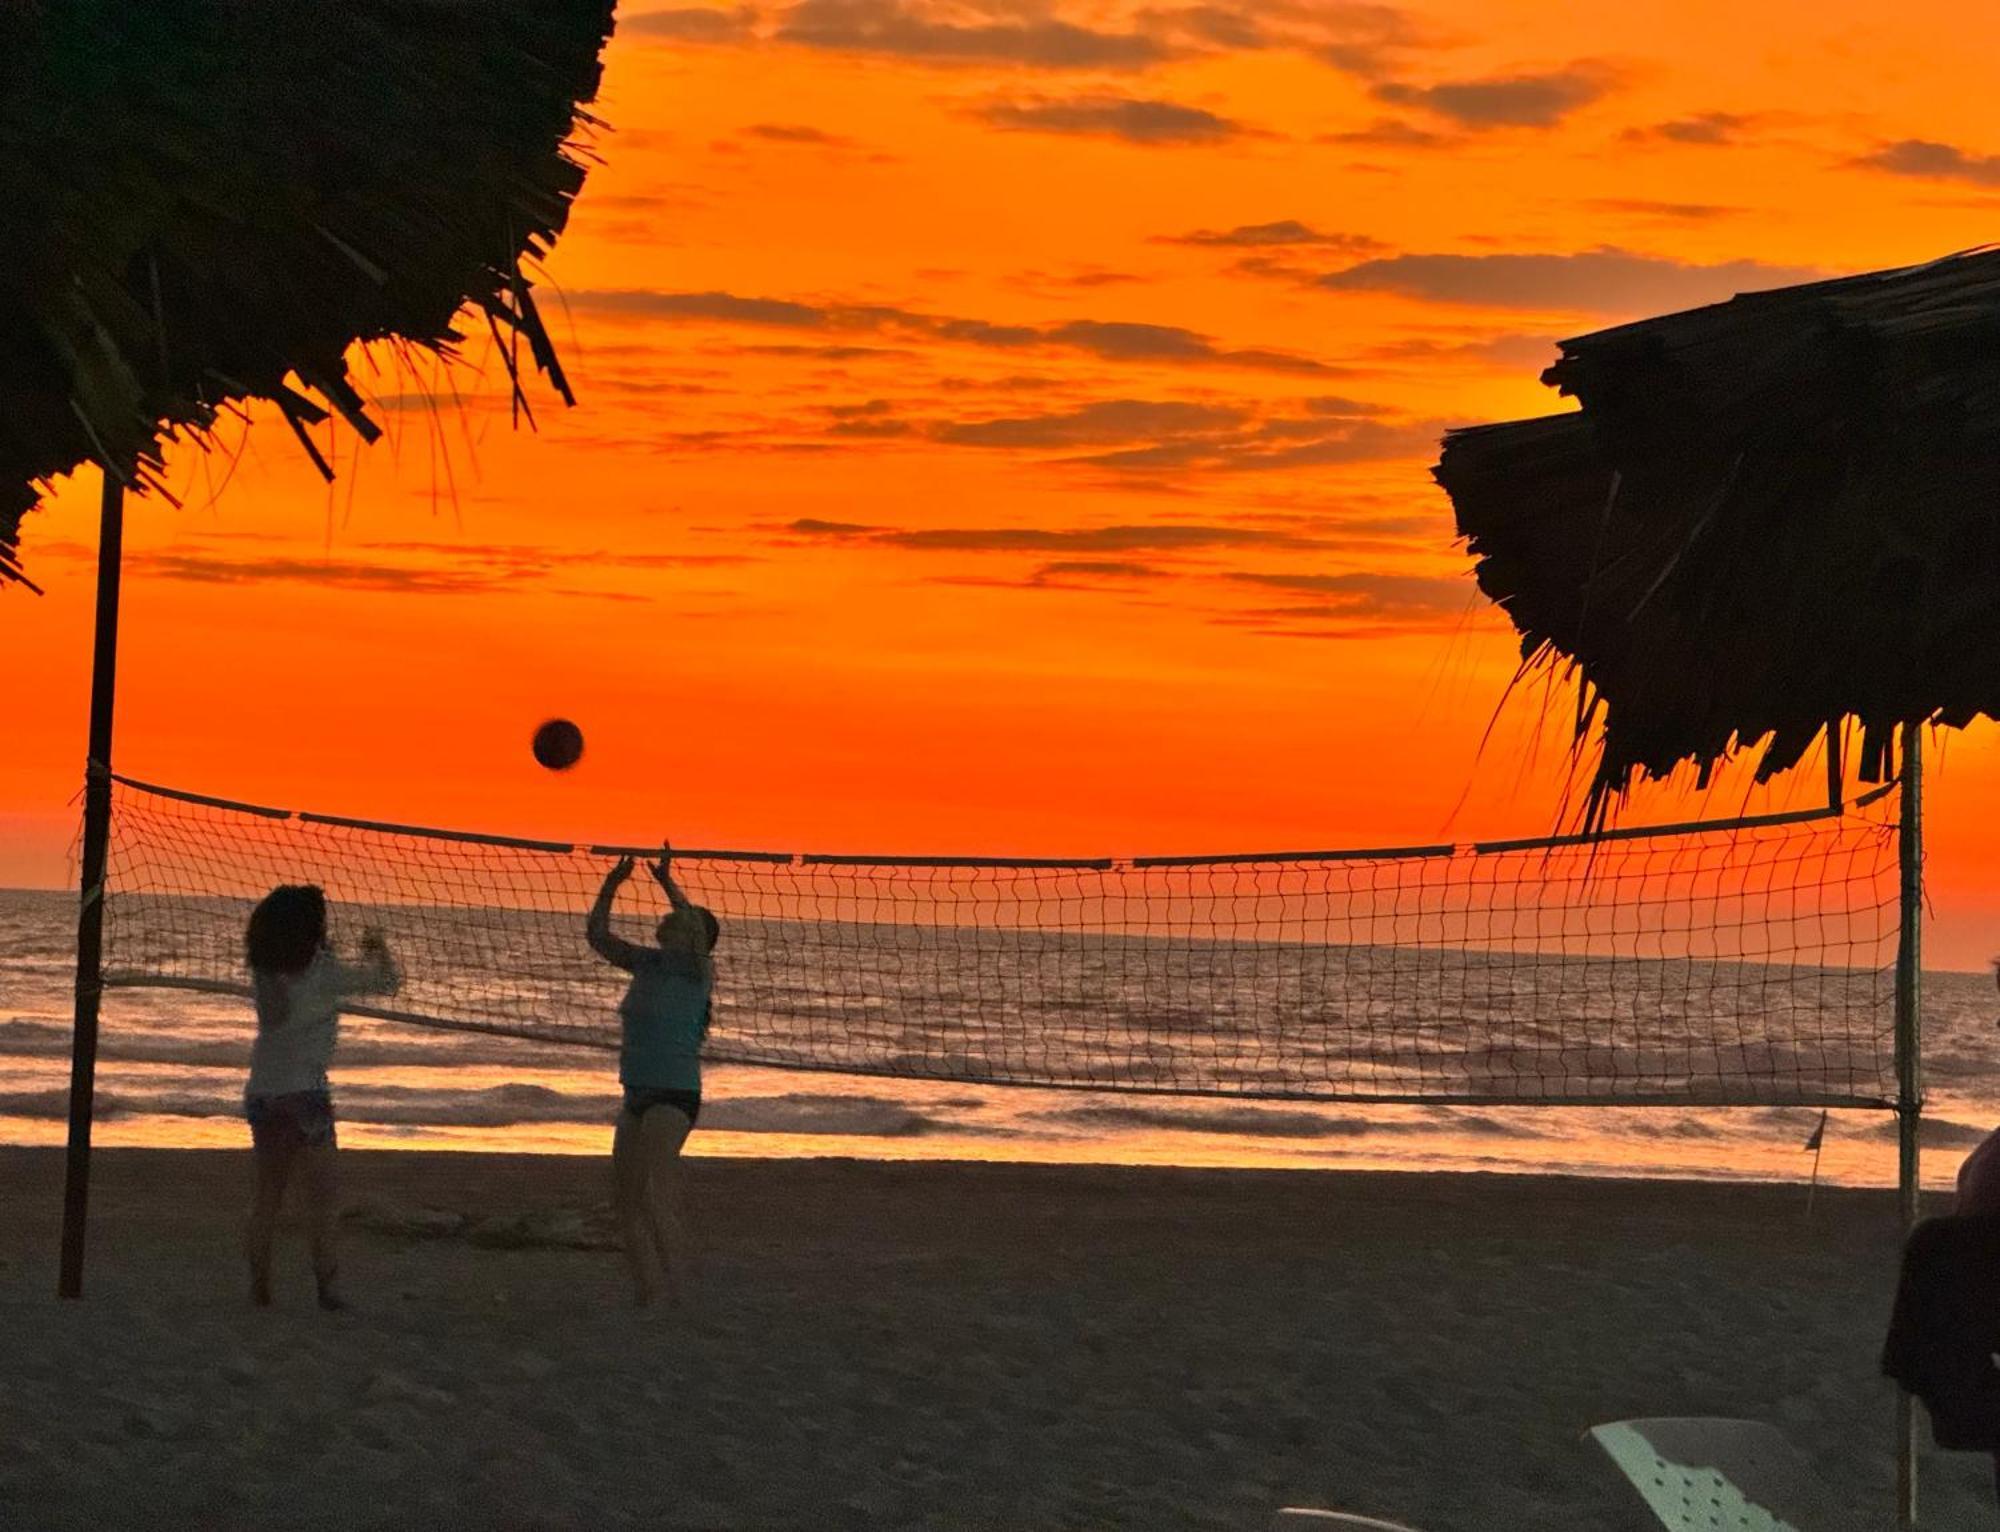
[1434,247,2000,819]
[0,0,618,591]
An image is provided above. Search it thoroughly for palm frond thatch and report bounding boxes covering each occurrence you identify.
[1435,247,2000,817]
[0,0,618,590]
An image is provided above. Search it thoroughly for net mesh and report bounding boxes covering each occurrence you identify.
[99,775,1903,1106]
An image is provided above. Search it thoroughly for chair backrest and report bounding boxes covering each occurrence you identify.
[1587,1417,1870,1532]
[1269,1511,1428,1531]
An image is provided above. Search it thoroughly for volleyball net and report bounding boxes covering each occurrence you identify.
[96,773,1904,1106]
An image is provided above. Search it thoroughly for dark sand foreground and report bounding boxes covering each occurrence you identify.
[0,1147,1987,1530]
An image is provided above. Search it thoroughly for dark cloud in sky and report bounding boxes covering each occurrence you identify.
[1042,319,1300,370]
[936,558,1175,591]
[1226,569,1471,618]
[785,519,1316,552]
[624,6,760,43]
[733,343,918,361]
[1585,197,1741,221]
[1366,332,1561,370]
[1288,2,1430,78]
[1303,395,1389,417]
[570,288,1340,373]
[1374,65,1617,129]
[1078,416,1440,473]
[769,507,1469,637]
[743,122,855,146]
[1316,248,1821,313]
[1856,139,2000,188]
[972,95,1252,145]
[129,553,505,597]
[1320,117,1447,149]
[774,0,1167,69]
[1621,111,1756,146]
[1004,266,1149,291]
[583,291,832,327]
[807,390,1416,475]
[627,0,1437,83]
[1036,559,1161,579]
[1161,220,1385,251]
[1148,3,1265,50]
[936,399,1250,448]
[97,537,752,601]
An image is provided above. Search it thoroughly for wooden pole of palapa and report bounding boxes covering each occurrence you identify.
[1894,720,1924,1529]
[58,466,126,1299]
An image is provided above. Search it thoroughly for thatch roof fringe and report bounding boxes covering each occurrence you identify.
[1436,248,2000,818]
[0,0,617,588]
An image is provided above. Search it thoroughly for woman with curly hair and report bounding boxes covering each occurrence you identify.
[242,884,399,1310]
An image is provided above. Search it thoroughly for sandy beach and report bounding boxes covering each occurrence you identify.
[0,1147,1989,1530]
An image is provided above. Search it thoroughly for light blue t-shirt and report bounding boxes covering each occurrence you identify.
[616,957,712,1092]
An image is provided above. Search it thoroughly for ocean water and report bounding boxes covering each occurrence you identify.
[3,887,1996,1188]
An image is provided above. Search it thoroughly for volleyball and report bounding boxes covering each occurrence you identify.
[532,718,585,771]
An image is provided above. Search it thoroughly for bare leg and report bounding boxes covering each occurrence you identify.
[612,1110,656,1305]
[640,1106,695,1306]
[298,1142,345,1311]
[245,1138,295,1306]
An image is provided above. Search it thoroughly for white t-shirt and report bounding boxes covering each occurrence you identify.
[246,947,399,1099]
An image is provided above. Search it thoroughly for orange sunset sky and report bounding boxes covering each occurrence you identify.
[11,0,2000,966]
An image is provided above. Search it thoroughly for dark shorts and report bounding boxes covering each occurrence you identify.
[622,1086,700,1126]
[246,1090,337,1152]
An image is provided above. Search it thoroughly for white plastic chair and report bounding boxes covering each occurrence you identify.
[1269,1511,1428,1531]
[1587,1417,1868,1531]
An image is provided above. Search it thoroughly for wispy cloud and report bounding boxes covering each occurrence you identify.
[769,506,1470,636]
[568,288,1342,374]
[935,558,1173,590]
[791,392,1423,476]
[933,399,1251,448]
[743,121,859,147]
[1075,416,1441,473]
[1319,117,1447,149]
[1855,138,2000,188]
[1365,332,1560,371]
[1374,64,1619,129]
[1316,248,1822,313]
[971,94,1255,145]
[1583,197,1741,222]
[782,519,1318,552]
[68,537,753,602]
[1226,569,1470,615]
[625,6,760,43]
[1037,559,1161,580]
[1159,220,1385,252]
[1213,567,1489,639]
[625,0,1438,80]
[1620,111,1757,146]
[774,0,1168,69]
[129,553,510,597]
[1003,266,1150,293]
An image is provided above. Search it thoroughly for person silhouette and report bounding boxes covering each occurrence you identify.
[586,845,718,1306]
[242,885,399,1310]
